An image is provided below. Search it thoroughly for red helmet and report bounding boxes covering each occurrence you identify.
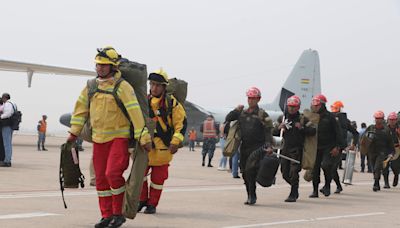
[373,110,385,119]
[311,94,327,106]
[246,87,261,98]
[388,112,397,120]
[287,95,301,107]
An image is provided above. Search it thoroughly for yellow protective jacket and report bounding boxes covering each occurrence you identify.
[148,95,187,166]
[70,71,151,145]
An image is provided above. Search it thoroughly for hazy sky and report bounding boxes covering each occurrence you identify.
[1,0,400,135]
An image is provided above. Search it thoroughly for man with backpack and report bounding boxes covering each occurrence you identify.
[383,112,400,188]
[328,101,359,194]
[225,87,273,205]
[275,95,316,202]
[68,46,152,228]
[138,68,187,214]
[0,93,16,167]
[363,111,395,191]
[309,94,343,198]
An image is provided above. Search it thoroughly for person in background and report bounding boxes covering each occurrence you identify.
[200,115,219,167]
[0,93,16,168]
[0,99,5,162]
[382,112,400,188]
[366,111,395,192]
[188,127,197,151]
[218,122,228,171]
[359,122,372,173]
[37,115,48,151]
[231,150,240,178]
[75,137,85,151]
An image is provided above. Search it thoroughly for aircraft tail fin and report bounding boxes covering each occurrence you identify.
[265,49,321,112]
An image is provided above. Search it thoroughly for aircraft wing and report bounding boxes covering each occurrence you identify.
[0,59,96,87]
[59,100,211,142]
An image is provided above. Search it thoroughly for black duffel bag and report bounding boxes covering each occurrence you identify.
[256,154,280,187]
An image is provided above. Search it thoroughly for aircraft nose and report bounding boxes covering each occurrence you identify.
[59,113,72,128]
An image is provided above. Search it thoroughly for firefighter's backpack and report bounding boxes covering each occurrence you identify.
[79,58,152,142]
[166,78,187,106]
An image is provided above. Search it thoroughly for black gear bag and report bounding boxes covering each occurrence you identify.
[59,142,85,209]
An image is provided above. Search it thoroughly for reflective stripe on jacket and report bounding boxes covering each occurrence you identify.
[70,71,151,144]
[148,95,187,166]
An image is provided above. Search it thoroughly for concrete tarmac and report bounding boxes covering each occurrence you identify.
[0,135,399,228]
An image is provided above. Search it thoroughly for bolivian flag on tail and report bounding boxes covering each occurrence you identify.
[301,78,310,84]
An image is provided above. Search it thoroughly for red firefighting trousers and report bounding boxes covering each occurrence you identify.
[93,138,129,218]
[140,164,169,207]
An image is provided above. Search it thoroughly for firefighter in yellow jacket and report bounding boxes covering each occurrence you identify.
[138,68,187,214]
[68,46,152,228]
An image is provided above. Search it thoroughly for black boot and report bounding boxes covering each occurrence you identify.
[248,191,257,205]
[42,146,48,151]
[247,183,257,205]
[202,156,205,167]
[309,183,319,198]
[319,186,325,194]
[94,217,113,228]
[294,185,299,199]
[322,184,331,197]
[384,175,390,189]
[334,181,343,194]
[107,215,126,228]
[207,158,213,167]
[393,175,399,187]
[334,175,342,194]
[37,144,41,151]
[244,183,250,205]
[137,201,147,212]
[144,205,156,214]
[285,185,297,202]
[373,180,380,192]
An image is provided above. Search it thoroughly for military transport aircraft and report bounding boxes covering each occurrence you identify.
[207,49,321,123]
[0,49,321,141]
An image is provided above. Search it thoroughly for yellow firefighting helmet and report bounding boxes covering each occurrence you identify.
[94,46,120,66]
[148,68,169,85]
